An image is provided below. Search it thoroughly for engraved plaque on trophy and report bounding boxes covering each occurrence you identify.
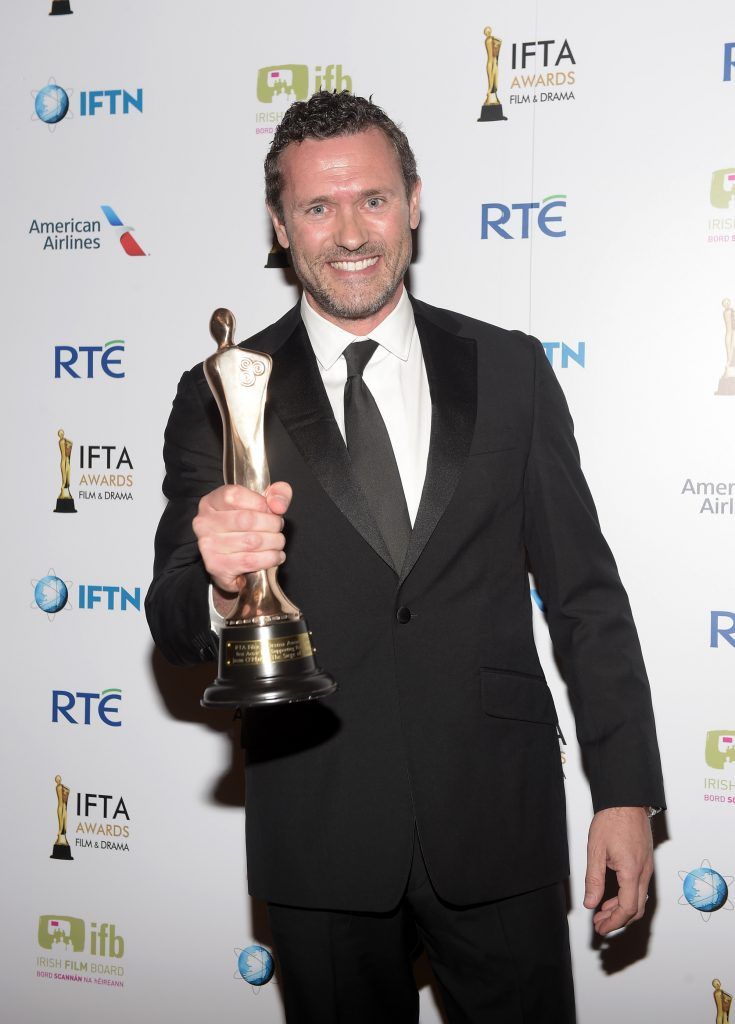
[201,308,336,707]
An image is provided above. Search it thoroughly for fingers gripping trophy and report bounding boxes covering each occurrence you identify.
[201,308,336,708]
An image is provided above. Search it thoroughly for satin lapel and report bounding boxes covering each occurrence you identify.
[267,320,394,571]
[400,312,477,582]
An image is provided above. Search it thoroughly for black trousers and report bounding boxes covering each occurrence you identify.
[267,833,576,1023]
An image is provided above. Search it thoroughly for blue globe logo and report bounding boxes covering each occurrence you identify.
[682,867,728,912]
[34,84,69,124]
[34,575,68,614]
[236,945,274,986]
[678,860,734,920]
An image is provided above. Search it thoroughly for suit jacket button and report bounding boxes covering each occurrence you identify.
[396,606,412,624]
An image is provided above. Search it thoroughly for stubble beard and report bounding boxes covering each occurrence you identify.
[289,238,412,322]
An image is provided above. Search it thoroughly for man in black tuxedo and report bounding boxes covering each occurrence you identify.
[146,91,665,1023]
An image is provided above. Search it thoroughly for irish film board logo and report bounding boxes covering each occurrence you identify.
[707,168,735,245]
[36,914,125,987]
[678,860,734,921]
[704,730,735,807]
[254,63,352,136]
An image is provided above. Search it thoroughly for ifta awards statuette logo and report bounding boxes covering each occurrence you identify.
[54,429,77,513]
[712,979,732,1024]
[200,308,336,707]
[716,298,735,395]
[478,26,508,122]
[51,775,73,860]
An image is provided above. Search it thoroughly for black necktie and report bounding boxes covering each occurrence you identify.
[343,340,412,573]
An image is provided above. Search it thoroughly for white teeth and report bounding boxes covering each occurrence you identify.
[330,257,379,272]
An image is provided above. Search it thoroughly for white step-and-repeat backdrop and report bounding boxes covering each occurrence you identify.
[2,1,734,1021]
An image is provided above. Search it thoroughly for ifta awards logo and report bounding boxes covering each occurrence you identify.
[50,775,73,860]
[54,429,77,513]
[716,298,735,395]
[711,979,732,1023]
[478,27,508,122]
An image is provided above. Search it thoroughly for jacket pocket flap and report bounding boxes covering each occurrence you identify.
[481,669,558,725]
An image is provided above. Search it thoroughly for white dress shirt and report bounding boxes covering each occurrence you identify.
[209,286,431,627]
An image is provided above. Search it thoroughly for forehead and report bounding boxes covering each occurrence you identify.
[278,129,402,199]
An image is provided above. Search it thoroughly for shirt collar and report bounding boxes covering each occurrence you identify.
[300,287,415,371]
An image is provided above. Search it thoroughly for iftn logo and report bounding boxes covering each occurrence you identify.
[234,945,275,989]
[678,860,734,921]
[32,78,143,131]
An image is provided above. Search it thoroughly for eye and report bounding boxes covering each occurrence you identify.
[366,197,383,209]
[308,204,326,216]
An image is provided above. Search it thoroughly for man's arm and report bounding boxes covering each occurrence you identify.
[521,337,665,934]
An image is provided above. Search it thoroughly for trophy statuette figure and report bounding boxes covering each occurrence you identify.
[50,774,73,860]
[54,429,77,513]
[478,26,508,122]
[201,308,336,707]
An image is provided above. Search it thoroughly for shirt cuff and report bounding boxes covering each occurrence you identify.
[208,585,227,633]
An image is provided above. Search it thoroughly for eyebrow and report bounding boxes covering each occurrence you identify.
[298,187,398,208]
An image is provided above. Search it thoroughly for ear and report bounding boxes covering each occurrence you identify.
[267,205,290,250]
[408,179,422,230]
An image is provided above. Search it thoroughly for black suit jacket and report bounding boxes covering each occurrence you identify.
[146,297,665,911]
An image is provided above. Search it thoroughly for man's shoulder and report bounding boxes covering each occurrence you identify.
[409,296,537,354]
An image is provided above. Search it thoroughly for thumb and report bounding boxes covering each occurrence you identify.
[265,481,293,515]
[584,844,606,909]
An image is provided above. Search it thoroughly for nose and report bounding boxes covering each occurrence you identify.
[333,205,368,251]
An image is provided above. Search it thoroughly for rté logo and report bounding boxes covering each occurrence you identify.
[54,341,126,379]
[52,689,122,726]
[481,196,567,240]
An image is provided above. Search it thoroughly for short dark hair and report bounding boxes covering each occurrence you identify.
[265,91,419,218]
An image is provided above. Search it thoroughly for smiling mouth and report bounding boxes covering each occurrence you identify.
[329,257,380,272]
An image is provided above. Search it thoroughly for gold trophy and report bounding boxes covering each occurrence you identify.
[54,429,77,513]
[716,297,735,395]
[50,774,73,860]
[478,26,508,122]
[201,308,336,707]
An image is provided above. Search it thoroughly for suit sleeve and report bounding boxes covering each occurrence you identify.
[522,338,666,812]
[145,368,223,665]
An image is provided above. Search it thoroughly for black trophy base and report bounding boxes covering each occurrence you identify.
[50,1,73,13]
[478,103,508,122]
[51,843,73,860]
[54,497,77,513]
[202,616,336,708]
